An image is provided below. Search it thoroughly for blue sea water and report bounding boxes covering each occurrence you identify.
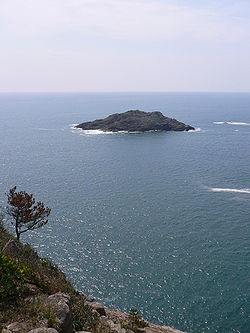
[0,92,249,332]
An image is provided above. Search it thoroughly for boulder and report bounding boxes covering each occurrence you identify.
[28,329,58,333]
[161,327,186,333]
[86,302,106,316]
[85,295,95,302]
[6,322,27,332]
[95,316,123,333]
[48,293,73,333]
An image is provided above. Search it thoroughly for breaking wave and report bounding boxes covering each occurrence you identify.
[213,121,250,126]
[209,187,250,194]
[227,121,250,126]
[187,127,201,133]
[70,124,127,135]
[70,124,167,135]
[80,130,115,135]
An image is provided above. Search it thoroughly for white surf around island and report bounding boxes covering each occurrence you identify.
[209,187,250,194]
[186,127,201,133]
[81,129,116,135]
[70,124,196,135]
[213,121,250,126]
[70,124,140,135]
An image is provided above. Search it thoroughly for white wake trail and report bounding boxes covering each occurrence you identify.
[209,187,250,194]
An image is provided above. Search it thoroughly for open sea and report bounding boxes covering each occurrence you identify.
[0,92,249,332]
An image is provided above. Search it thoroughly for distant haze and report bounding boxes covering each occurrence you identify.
[0,0,250,92]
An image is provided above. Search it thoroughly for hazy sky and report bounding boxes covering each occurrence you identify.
[0,0,250,92]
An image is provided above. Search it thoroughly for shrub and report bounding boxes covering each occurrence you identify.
[0,252,24,300]
[122,308,149,332]
[0,251,45,301]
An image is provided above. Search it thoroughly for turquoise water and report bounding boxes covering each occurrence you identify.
[0,93,249,332]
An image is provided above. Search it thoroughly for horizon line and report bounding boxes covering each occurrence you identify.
[0,91,250,94]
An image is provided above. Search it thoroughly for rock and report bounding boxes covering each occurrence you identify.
[76,110,194,133]
[86,302,106,316]
[28,329,58,333]
[24,283,42,295]
[48,293,73,333]
[136,329,146,333]
[2,240,22,258]
[108,321,122,333]
[85,295,95,302]
[6,322,27,332]
[161,327,186,333]
[94,316,123,333]
[145,325,186,333]
[95,317,113,333]
[81,293,95,302]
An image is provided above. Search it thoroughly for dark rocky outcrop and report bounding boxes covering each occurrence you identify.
[76,110,194,132]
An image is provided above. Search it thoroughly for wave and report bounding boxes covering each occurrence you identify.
[187,127,201,133]
[79,130,143,135]
[80,129,115,135]
[209,187,250,194]
[70,124,163,135]
[70,124,82,131]
[213,121,250,126]
[226,121,250,126]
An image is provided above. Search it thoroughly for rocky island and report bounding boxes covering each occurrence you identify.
[75,110,194,132]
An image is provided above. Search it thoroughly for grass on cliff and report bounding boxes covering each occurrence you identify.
[0,222,93,332]
[122,308,149,333]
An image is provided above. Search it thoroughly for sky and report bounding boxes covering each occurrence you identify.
[0,0,250,92]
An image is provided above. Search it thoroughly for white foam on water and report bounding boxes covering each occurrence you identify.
[81,129,114,135]
[70,124,128,135]
[70,123,86,134]
[70,123,78,127]
[213,121,250,126]
[227,121,250,126]
[187,127,201,133]
[209,187,250,194]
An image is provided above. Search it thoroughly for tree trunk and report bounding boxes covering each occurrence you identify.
[15,219,20,240]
